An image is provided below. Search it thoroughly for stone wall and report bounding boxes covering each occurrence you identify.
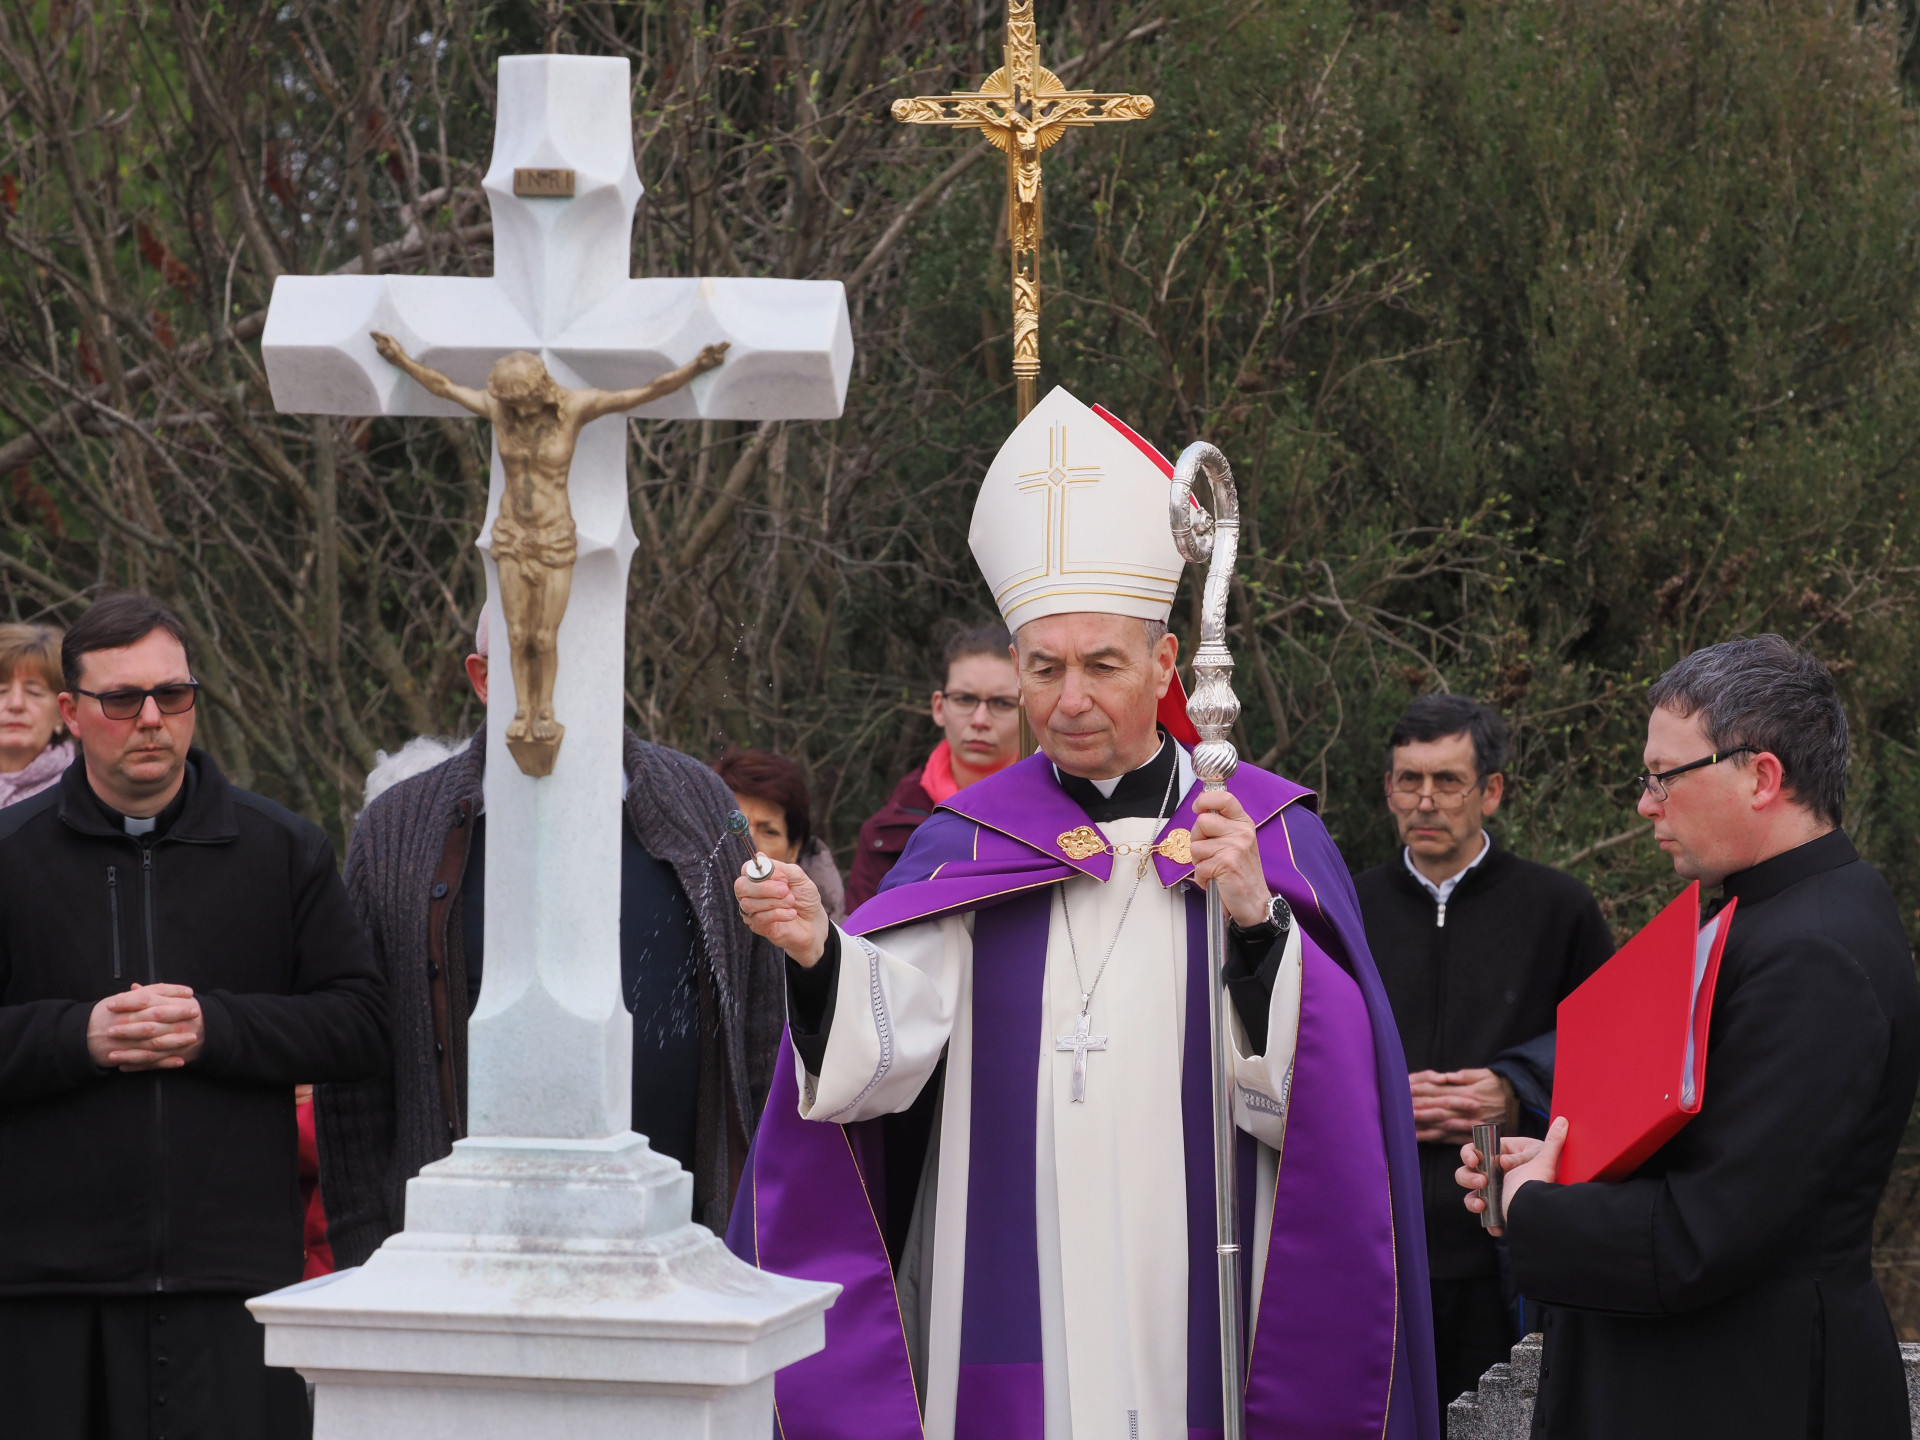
[1445,1336,1920,1438]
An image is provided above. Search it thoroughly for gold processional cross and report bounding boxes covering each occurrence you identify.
[891,0,1155,419]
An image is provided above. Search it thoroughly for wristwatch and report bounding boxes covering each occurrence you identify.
[1229,892,1294,948]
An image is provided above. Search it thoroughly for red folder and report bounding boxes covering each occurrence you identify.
[1550,882,1736,1185]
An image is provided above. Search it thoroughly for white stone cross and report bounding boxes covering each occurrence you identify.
[249,55,840,1440]
[263,54,850,1143]
[1056,1004,1109,1103]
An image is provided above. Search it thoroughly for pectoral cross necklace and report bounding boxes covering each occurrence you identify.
[1055,759,1178,1103]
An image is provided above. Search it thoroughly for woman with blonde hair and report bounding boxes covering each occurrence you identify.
[0,622,71,808]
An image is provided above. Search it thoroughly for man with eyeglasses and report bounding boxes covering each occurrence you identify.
[1457,637,1920,1439]
[845,623,1022,912]
[1353,694,1612,1405]
[0,591,387,1439]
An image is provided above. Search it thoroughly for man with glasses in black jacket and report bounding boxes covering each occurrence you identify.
[1353,694,1612,1404]
[0,591,387,1440]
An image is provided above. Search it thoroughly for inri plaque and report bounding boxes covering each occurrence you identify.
[513,167,576,198]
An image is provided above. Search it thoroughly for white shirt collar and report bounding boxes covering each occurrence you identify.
[1403,830,1491,904]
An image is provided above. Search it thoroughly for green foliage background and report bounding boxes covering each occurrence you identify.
[4,0,1920,1324]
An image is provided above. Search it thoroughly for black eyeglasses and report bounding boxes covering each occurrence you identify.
[74,682,199,721]
[1633,746,1758,802]
[939,690,1020,717]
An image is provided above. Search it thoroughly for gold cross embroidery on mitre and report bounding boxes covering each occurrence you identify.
[1005,417,1104,596]
[890,0,1154,419]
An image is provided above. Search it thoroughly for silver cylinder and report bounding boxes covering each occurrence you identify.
[1473,1121,1505,1228]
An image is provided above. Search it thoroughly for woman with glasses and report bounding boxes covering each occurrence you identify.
[845,623,1021,913]
[0,622,73,809]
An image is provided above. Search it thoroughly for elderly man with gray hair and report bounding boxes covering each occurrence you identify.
[1458,635,1920,1439]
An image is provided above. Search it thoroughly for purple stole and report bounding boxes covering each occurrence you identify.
[728,753,1439,1440]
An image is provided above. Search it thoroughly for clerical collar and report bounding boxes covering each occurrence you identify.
[93,760,196,842]
[1055,734,1181,823]
[1720,828,1856,908]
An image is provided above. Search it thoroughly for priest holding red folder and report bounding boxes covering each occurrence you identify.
[1458,636,1920,1439]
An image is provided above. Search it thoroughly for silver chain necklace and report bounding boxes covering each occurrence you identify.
[1054,754,1179,1103]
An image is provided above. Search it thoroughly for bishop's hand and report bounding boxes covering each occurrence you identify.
[736,859,830,967]
[1189,789,1273,927]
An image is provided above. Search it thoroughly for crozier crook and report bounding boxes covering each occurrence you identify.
[1170,441,1241,793]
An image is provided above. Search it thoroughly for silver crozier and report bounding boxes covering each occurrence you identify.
[1170,441,1245,1440]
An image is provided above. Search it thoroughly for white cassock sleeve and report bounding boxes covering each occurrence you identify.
[792,915,973,1123]
[1224,920,1303,1150]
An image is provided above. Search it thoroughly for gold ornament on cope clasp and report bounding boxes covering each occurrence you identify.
[1057,824,1192,870]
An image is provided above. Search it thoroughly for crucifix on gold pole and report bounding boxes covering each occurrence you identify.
[892,0,1154,420]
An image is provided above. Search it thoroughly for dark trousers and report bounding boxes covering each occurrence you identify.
[1431,1274,1519,1405]
[0,1294,310,1440]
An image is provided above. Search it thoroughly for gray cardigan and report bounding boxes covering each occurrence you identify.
[315,732,785,1264]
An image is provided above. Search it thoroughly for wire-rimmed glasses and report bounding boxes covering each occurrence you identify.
[1385,772,1485,810]
[938,690,1020,717]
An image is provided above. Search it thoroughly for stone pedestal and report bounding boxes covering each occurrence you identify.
[249,1135,836,1439]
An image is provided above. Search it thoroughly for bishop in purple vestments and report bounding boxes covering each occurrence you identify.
[730,389,1437,1440]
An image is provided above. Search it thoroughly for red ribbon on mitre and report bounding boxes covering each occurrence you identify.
[1089,403,1203,748]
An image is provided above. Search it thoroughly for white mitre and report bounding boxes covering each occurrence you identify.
[969,385,1184,630]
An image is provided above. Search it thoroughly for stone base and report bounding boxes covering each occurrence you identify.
[249,1134,836,1440]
